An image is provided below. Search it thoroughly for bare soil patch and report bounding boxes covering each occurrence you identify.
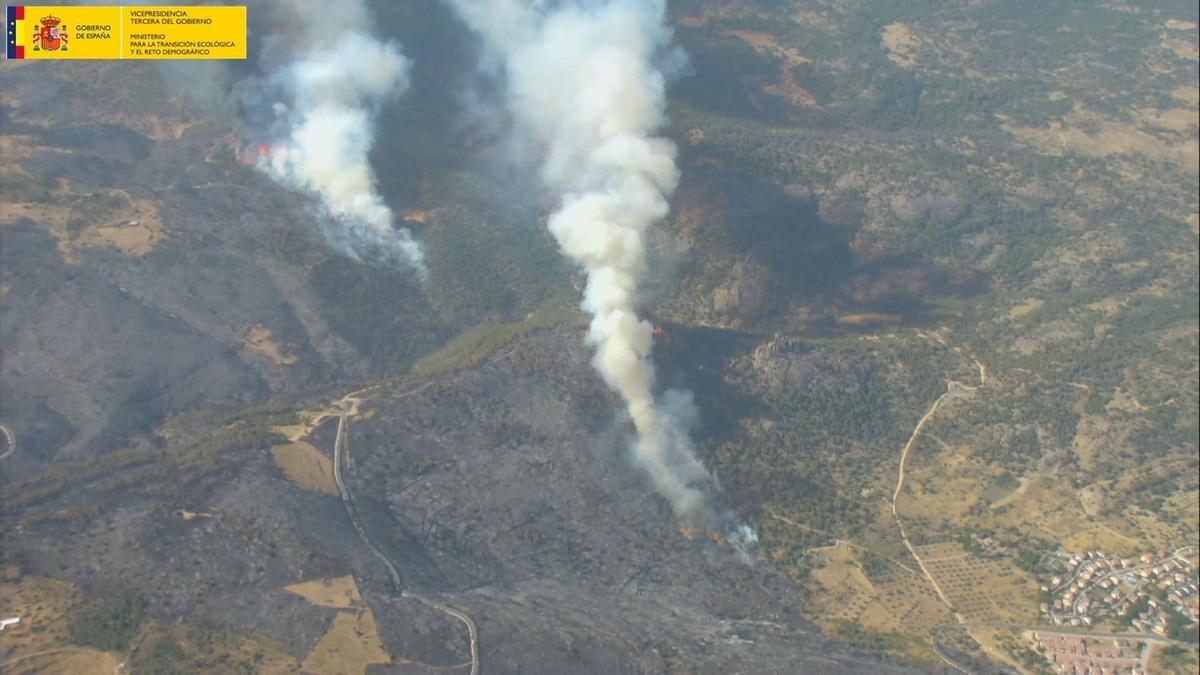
[242,325,298,366]
[837,312,903,326]
[727,30,810,66]
[1006,298,1045,321]
[1004,108,1199,173]
[1161,21,1199,61]
[882,22,920,68]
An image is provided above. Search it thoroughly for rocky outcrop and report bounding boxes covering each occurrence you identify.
[711,260,770,323]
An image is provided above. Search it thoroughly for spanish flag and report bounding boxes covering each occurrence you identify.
[6,6,25,60]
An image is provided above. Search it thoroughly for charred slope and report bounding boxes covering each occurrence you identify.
[1,327,922,673]
[341,328,921,674]
[0,62,444,465]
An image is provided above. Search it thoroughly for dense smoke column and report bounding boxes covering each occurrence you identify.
[257,0,425,274]
[448,0,754,546]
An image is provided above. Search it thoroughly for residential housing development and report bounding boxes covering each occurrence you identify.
[1037,548,1199,636]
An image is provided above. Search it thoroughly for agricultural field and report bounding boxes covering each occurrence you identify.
[270,441,339,496]
[287,576,391,675]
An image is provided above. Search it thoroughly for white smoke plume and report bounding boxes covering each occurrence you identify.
[447,0,753,547]
[257,0,425,274]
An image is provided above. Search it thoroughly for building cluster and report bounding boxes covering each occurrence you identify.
[1038,549,1199,633]
[1030,633,1143,674]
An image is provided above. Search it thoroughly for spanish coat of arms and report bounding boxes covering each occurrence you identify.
[32,15,68,52]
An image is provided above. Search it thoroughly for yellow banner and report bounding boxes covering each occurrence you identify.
[124,6,246,59]
[7,5,246,60]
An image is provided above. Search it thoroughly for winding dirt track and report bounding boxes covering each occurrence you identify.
[330,395,480,675]
[0,423,16,459]
[889,353,986,672]
[0,647,121,674]
[890,379,981,618]
[891,387,960,518]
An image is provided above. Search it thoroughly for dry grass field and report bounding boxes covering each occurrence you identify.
[300,610,391,675]
[286,576,390,674]
[1003,104,1199,174]
[285,576,365,610]
[807,541,951,647]
[0,576,116,675]
[0,181,169,261]
[902,432,1158,555]
[0,576,81,660]
[270,441,339,496]
[1149,642,1200,674]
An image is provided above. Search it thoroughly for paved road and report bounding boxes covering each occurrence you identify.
[332,409,404,590]
[331,397,480,675]
[929,639,973,675]
[962,621,1199,648]
[402,590,480,675]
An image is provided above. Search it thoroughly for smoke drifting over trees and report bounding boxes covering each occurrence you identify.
[255,0,425,273]
[446,0,753,546]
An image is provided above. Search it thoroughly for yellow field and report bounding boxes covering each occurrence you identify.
[286,575,391,674]
[270,441,338,496]
[285,576,364,610]
[300,610,391,675]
